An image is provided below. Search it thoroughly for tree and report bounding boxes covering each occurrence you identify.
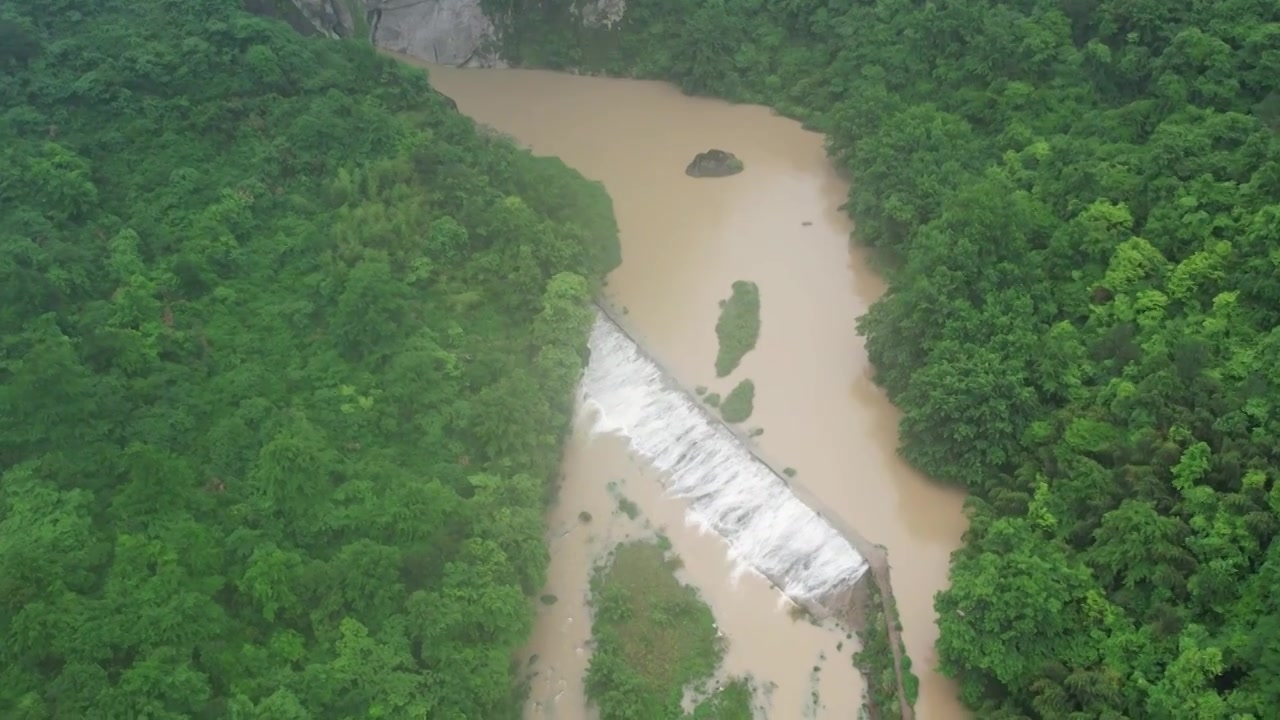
[937,517,1102,706]
[0,2,621,716]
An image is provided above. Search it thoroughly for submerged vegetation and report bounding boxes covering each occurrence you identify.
[617,495,640,520]
[496,0,1280,716]
[714,280,761,377]
[586,541,752,719]
[720,379,755,424]
[0,0,620,716]
[689,678,755,720]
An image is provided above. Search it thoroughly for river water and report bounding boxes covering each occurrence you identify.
[410,59,970,719]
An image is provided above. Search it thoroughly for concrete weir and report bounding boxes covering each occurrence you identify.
[587,299,915,719]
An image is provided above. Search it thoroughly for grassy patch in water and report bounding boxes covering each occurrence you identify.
[586,541,725,719]
[690,678,755,719]
[714,281,761,377]
[720,379,755,423]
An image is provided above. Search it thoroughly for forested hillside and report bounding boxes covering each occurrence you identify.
[495,0,1280,717]
[0,0,618,716]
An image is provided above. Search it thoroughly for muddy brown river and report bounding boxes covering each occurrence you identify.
[407,59,970,719]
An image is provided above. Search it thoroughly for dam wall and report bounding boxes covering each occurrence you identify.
[587,298,914,719]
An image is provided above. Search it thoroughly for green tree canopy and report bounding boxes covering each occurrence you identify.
[0,0,619,716]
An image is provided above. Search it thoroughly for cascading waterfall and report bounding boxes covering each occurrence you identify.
[581,312,869,602]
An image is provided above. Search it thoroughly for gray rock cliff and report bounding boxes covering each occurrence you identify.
[372,0,502,67]
[285,0,356,38]
[287,0,626,67]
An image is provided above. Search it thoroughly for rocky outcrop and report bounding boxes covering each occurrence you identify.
[280,0,500,64]
[283,0,357,38]
[373,0,503,67]
[685,149,744,178]
[283,0,626,67]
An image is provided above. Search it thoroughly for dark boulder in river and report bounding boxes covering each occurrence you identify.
[685,149,744,178]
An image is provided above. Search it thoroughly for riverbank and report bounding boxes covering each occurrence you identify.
[849,559,918,720]
[418,61,969,718]
[590,300,916,717]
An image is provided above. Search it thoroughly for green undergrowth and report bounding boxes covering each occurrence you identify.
[586,541,751,720]
[853,581,918,720]
[341,0,369,40]
[714,281,760,377]
[720,379,755,423]
[690,678,755,719]
[240,0,321,36]
[244,0,370,40]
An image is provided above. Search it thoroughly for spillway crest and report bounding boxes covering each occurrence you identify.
[580,313,869,601]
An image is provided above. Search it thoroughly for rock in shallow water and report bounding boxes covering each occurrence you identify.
[685,149,744,178]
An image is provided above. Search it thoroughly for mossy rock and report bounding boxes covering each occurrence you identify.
[686,149,744,178]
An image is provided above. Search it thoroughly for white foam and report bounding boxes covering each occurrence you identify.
[580,313,868,601]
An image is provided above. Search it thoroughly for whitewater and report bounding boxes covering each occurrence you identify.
[580,312,869,602]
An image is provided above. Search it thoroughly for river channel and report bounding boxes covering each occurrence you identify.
[406,59,970,719]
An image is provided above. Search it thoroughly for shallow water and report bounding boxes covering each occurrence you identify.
[524,406,866,719]
[414,60,970,719]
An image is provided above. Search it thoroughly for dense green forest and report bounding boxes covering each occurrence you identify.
[492,0,1280,717]
[0,0,619,717]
